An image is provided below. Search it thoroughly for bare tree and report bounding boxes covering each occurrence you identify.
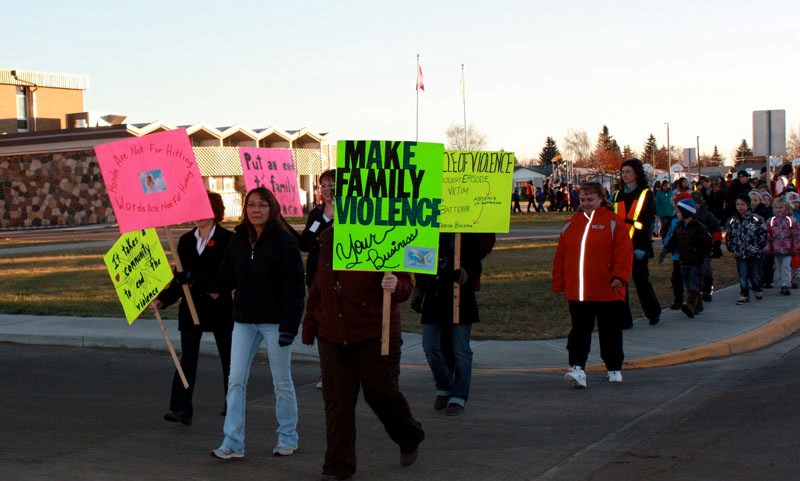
[561,128,592,167]
[445,124,487,150]
[787,124,800,159]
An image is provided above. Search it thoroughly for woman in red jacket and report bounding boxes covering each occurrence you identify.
[552,182,633,388]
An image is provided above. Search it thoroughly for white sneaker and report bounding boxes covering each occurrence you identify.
[273,443,298,456]
[564,366,587,389]
[607,370,623,383]
[210,445,244,460]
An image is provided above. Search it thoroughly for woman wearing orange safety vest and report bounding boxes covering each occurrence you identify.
[552,181,633,389]
[612,158,662,327]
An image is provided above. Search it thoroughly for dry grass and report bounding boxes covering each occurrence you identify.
[0,216,740,340]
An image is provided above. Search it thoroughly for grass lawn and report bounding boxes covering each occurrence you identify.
[0,212,740,340]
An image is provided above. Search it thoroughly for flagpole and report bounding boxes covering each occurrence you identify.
[416,54,420,141]
[461,63,467,149]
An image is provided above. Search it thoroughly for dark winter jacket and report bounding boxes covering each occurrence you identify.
[665,219,712,267]
[157,225,234,332]
[205,220,305,335]
[414,233,483,325]
[298,204,334,286]
[302,227,412,345]
[726,211,767,259]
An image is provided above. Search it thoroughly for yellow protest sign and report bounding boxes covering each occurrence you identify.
[440,150,515,233]
[104,228,173,324]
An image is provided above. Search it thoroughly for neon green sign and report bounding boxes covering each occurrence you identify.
[333,140,444,273]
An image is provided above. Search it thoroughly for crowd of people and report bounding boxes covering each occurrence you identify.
[552,159,800,388]
[149,159,800,480]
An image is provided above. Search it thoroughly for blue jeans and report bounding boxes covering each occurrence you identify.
[737,256,763,299]
[422,323,472,407]
[221,322,298,453]
[681,264,703,296]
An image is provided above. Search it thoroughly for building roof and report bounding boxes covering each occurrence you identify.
[0,69,89,90]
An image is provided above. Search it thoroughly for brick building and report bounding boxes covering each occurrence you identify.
[1,69,333,229]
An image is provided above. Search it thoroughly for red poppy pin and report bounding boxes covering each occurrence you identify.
[207,240,215,247]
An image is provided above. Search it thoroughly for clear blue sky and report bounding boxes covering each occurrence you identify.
[7,0,799,163]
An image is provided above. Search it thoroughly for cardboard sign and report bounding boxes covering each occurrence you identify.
[94,129,213,232]
[333,140,443,273]
[440,150,515,233]
[238,148,303,217]
[104,228,173,324]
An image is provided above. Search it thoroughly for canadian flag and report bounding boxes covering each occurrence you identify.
[417,63,425,92]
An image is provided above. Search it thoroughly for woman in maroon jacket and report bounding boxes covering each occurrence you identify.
[302,227,425,481]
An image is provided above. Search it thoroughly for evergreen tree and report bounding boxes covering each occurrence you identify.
[538,136,560,166]
[710,145,722,166]
[623,145,635,160]
[642,134,658,166]
[735,139,753,163]
[589,125,623,171]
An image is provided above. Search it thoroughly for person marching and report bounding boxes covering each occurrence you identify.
[412,232,483,416]
[553,181,633,388]
[765,195,800,295]
[726,193,767,305]
[661,198,712,318]
[612,159,662,326]
[302,227,425,481]
[183,187,306,460]
[152,191,233,426]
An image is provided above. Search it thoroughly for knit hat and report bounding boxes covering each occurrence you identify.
[786,191,800,204]
[676,198,697,217]
[674,192,692,203]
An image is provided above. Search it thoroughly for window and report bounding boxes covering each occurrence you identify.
[16,87,28,132]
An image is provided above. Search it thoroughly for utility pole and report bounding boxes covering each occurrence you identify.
[665,122,671,182]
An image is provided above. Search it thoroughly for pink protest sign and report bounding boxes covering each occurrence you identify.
[95,129,213,232]
[239,148,303,217]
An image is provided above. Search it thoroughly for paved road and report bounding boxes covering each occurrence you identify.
[2,333,799,481]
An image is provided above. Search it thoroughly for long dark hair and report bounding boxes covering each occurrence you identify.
[242,187,282,242]
[620,158,648,187]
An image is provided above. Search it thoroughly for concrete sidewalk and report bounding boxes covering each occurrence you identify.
[2,281,799,371]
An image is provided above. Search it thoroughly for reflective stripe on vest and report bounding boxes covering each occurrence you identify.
[614,189,648,238]
[578,210,595,301]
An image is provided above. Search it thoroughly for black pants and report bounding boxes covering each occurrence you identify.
[671,259,684,305]
[622,256,662,326]
[169,327,232,415]
[318,337,425,479]
[566,301,625,371]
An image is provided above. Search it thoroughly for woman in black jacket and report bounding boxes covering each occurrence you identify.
[200,187,305,460]
[153,191,233,426]
[299,169,335,286]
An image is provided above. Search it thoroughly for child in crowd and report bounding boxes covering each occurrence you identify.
[662,198,711,317]
[659,192,692,310]
[755,191,775,288]
[765,196,800,295]
[726,194,767,304]
[786,191,800,288]
[660,215,683,310]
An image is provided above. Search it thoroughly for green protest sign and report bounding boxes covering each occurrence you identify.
[333,140,444,273]
[440,150,515,233]
[104,228,173,324]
